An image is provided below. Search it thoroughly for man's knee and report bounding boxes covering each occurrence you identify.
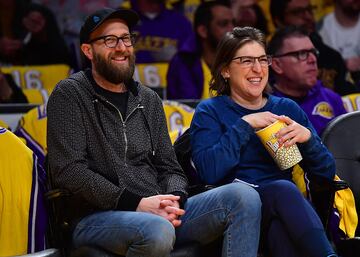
[140,217,175,255]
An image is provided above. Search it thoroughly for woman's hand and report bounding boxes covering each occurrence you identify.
[276,115,311,147]
[0,37,22,57]
[242,111,280,129]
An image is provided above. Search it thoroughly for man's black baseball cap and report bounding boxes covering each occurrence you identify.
[80,8,139,44]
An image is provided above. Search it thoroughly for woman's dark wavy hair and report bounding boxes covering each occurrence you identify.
[209,26,266,96]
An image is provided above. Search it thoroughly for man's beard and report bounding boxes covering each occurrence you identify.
[93,51,136,84]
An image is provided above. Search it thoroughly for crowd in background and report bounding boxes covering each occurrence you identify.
[1,0,360,141]
[1,0,360,97]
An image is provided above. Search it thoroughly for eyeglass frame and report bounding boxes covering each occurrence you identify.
[231,55,272,68]
[87,34,136,48]
[272,48,319,61]
[285,4,317,17]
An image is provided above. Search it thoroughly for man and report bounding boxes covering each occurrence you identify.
[166,1,234,99]
[317,0,360,84]
[268,26,347,136]
[47,8,261,256]
[270,0,360,96]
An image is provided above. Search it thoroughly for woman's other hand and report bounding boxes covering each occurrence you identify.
[276,115,311,147]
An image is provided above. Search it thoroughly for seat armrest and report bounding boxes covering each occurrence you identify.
[336,237,360,257]
[45,188,72,200]
[15,249,61,257]
[332,180,349,192]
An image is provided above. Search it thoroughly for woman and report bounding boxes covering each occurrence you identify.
[0,0,71,66]
[190,26,337,257]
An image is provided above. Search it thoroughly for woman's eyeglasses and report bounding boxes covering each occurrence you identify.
[231,55,272,68]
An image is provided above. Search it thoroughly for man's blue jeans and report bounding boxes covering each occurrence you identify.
[72,183,262,257]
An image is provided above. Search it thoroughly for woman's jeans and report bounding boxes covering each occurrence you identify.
[257,180,336,257]
[72,182,262,257]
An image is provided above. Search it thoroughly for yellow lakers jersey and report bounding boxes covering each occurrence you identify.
[163,100,195,144]
[1,64,71,104]
[0,128,47,255]
[15,104,47,167]
[0,119,9,130]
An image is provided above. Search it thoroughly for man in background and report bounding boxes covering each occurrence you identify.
[167,1,234,99]
[268,26,347,136]
[270,0,359,95]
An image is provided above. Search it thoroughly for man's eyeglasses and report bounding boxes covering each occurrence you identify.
[285,5,317,17]
[88,34,136,48]
[231,55,272,68]
[272,48,319,61]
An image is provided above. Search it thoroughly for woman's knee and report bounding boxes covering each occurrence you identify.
[217,183,262,215]
[260,180,309,220]
[265,180,302,198]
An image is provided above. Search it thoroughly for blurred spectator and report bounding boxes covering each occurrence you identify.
[317,0,360,84]
[230,0,269,36]
[311,0,335,20]
[32,0,124,70]
[0,70,27,103]
[270,0,360,96]
[0,0,71,66]
[268,26,347,136]
[167,1,234,99]
[130,0,194,63]
[175,0,202,23]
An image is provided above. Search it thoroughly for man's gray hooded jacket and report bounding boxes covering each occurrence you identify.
[47,70,188,215]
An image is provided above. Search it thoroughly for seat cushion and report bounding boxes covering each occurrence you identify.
[69,243,202,257]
